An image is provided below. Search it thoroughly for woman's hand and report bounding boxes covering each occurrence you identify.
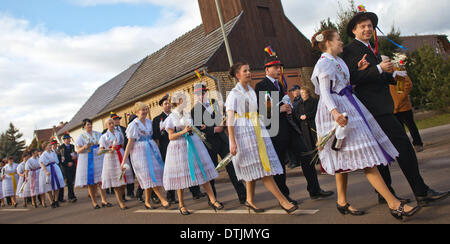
[46,171,51,177]
[358,54,370,71]
[230,140,237,156]
[184,126,192,134]
[331,109,348,127]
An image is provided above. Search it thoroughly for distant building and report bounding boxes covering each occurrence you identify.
[59,0,316,138]
[399,35,449,58]
[32,122,67,147]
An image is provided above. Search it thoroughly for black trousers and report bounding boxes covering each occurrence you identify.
[271,128,321,198]
[59,164,76,200]
[394,110,423,146]
[374,114,429,196]
[210,141,246,200]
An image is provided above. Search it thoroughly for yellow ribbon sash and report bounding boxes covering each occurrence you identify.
[235,112,271,172]
[8,173,17,193]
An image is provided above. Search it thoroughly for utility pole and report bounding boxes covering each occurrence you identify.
[214,0,236,85]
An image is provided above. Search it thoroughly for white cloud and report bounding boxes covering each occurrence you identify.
[0,2,201,144]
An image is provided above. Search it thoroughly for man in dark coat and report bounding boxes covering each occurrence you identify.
[191,84,247,204]
[255,56,333,204]
[342,9,449,206]
[58,133,77,203]
[152,94,178,204]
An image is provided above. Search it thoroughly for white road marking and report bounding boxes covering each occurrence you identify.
[135,209,319,215]
[0,209,30,212]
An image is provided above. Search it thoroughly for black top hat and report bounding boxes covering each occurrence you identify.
[347,11,378,39]
[159,94,170,106]
[110,112,122,120]
[264,56,284,68]
[194,84,208,95]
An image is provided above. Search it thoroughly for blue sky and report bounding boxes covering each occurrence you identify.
[1,0,169,35]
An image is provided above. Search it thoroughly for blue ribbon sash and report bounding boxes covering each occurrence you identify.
[87,145,99,185]
[184,134,208,183]
[48,162,61,191]
[138,136,165,183]
[336,86,395,163]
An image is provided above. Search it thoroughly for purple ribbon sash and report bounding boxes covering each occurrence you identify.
[336,86,394,164]
[48,162,61,191]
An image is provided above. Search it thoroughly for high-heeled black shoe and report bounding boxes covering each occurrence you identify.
[390,202,421,221]
[162,202,171,210]
[102,202,113,208]
[208,201,224,212]
[244,202,264,214]
[144,203,157,210]
[179,206,191,216]
[120,206,129,211]
[280,203,298,215]
[93,205,101,210]
[336,203,366,216]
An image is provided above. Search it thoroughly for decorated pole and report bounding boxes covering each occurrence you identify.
[214,0,236,85]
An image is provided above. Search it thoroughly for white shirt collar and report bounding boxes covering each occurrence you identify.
[266,75,278,83]
[356,38,371,48]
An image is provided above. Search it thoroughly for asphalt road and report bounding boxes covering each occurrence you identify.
[1,125,449,224]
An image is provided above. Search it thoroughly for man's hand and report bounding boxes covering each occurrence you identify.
[380,59,394,73]
[214,126,224,134]
[68,162,74,167]
[280,104,292,114]
[300,115,307,120]
[200,124,207,131]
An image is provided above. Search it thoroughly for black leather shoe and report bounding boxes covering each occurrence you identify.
[390,202,421,221]
[336,203,366,216]
[416,189,449,207]
[310,189,334,200]
[378,194,411,205]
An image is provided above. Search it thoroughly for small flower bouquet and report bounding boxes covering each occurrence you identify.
[215,153,233,171]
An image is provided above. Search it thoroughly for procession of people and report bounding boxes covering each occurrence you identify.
[1,8,448,221]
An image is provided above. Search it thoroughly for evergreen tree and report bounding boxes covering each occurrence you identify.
[0,123,26,161]
[407,44,450,112]
[336,0,358,46]
[378,25,403,59]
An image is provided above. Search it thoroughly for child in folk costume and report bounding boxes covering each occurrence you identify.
[121,102,170,210]
[26,149,41,208]
[39,141,66,209]
[226,63,298,214]
[75,119,110,209]
[99,118,133,210]
[163,94,223,215]
[2,156,19,207]
[0,160,4,207]
[16,152,32,208]
[310,29,420,220]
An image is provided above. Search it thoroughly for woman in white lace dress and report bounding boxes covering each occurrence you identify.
[75,119,110,209]
[121,102,170,210]
[39,141,65,208]
[310,29,420,220]
[163,94,223,215]
[16,152,32,207]
[26,149,41,208]
[226,62,297,214]
[99,118,132,210]
[2,156,19,207]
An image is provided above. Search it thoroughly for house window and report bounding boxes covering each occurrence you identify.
[258,6,276,37]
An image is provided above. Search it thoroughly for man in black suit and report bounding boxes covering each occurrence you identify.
[103,113,135,200]
[342,10,449,206]
[58,133,77,203]
[191,84,247,204]
[152,94,178,204]
[255,56,333,204]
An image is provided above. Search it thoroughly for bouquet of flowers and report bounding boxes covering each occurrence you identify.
[392,53,408,94]
[19,179,28,194]
[311,113,347,165]
[215,153,233,171]
[119,164,130,182]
